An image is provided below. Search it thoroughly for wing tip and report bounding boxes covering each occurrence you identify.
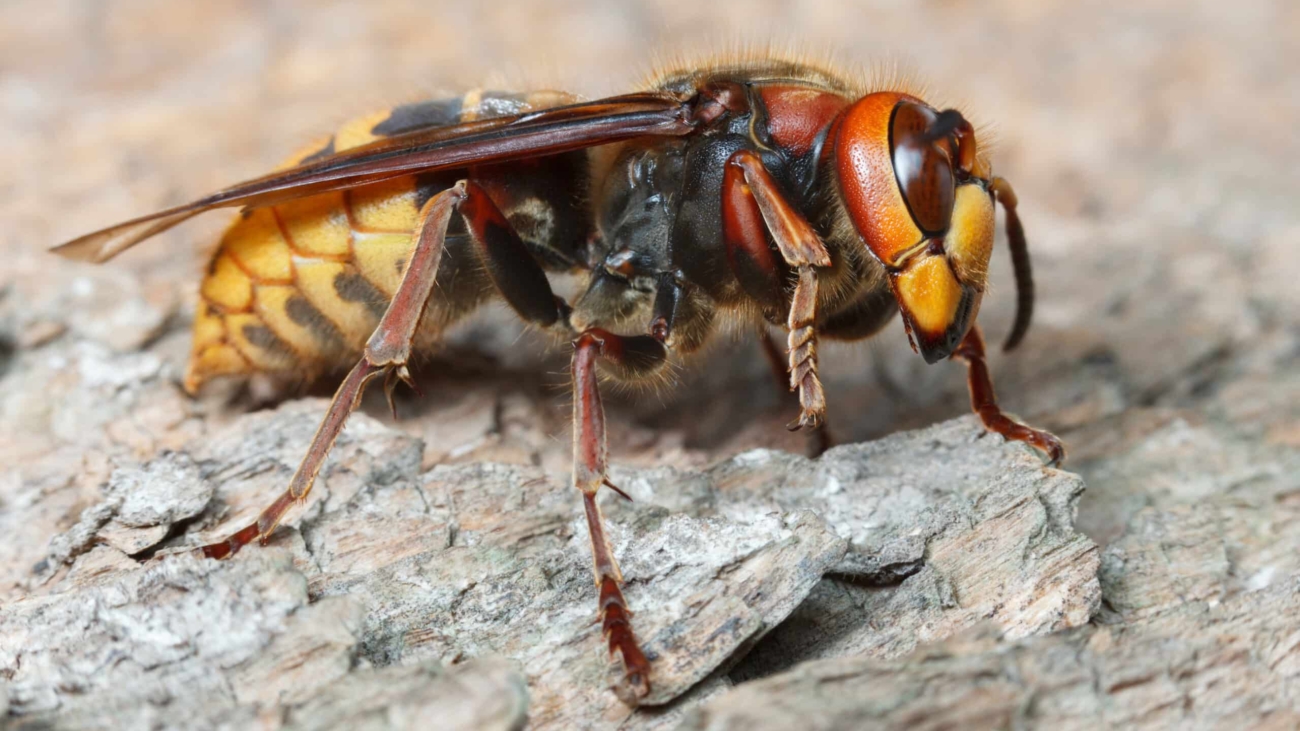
[48,209,201,264]
[49,233,115,263]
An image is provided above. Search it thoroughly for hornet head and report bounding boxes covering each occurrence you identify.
[833,92,1029,362]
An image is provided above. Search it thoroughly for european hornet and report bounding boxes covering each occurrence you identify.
[54,56,1063,701]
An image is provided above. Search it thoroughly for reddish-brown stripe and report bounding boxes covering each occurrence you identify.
[760,85,848,157]
[722,163,774,268]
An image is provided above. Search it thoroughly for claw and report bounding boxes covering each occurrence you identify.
[382,369,400,419]
[786,408,823,432]
[402,366,423,398]
[602,477,634,501]
[382,365,418,420]
[1037,431,1066,466]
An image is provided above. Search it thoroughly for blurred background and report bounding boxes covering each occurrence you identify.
[1,0,1298,578]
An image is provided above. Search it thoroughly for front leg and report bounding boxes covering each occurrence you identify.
[723,149,832,430]
[953,324,1065,464]
[784,266,826,430]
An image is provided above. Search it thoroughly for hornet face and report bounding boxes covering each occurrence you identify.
[834,92,998,363]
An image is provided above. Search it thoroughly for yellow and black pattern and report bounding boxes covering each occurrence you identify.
[186,89,579,393]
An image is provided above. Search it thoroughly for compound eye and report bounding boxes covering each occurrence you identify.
[891,101,956,236]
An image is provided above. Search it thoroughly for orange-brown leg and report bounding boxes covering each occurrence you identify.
[201,357,385,559]
[200,183,465,559]
[202,178,572,558]
[571,328,667,701]
[757,329,834,456]
[723,149,833,431]
[953,324,1065,464]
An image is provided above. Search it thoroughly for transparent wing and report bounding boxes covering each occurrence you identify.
[53,92,696,263]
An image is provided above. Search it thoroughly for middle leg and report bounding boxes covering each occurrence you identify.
[569,271,715,702]
[570,327,670,701]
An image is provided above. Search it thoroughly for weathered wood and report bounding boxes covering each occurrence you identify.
[681,578,1300,731]
[3,404,1099,729]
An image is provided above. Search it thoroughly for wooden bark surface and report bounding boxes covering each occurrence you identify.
[1,1,1297,729]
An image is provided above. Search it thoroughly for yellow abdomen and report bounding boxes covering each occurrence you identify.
[186,89,579,393]
[187,175,427,393]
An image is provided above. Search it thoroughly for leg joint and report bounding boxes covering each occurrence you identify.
[574,328,668,381]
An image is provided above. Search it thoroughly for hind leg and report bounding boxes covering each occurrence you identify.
[201,180,570,558]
